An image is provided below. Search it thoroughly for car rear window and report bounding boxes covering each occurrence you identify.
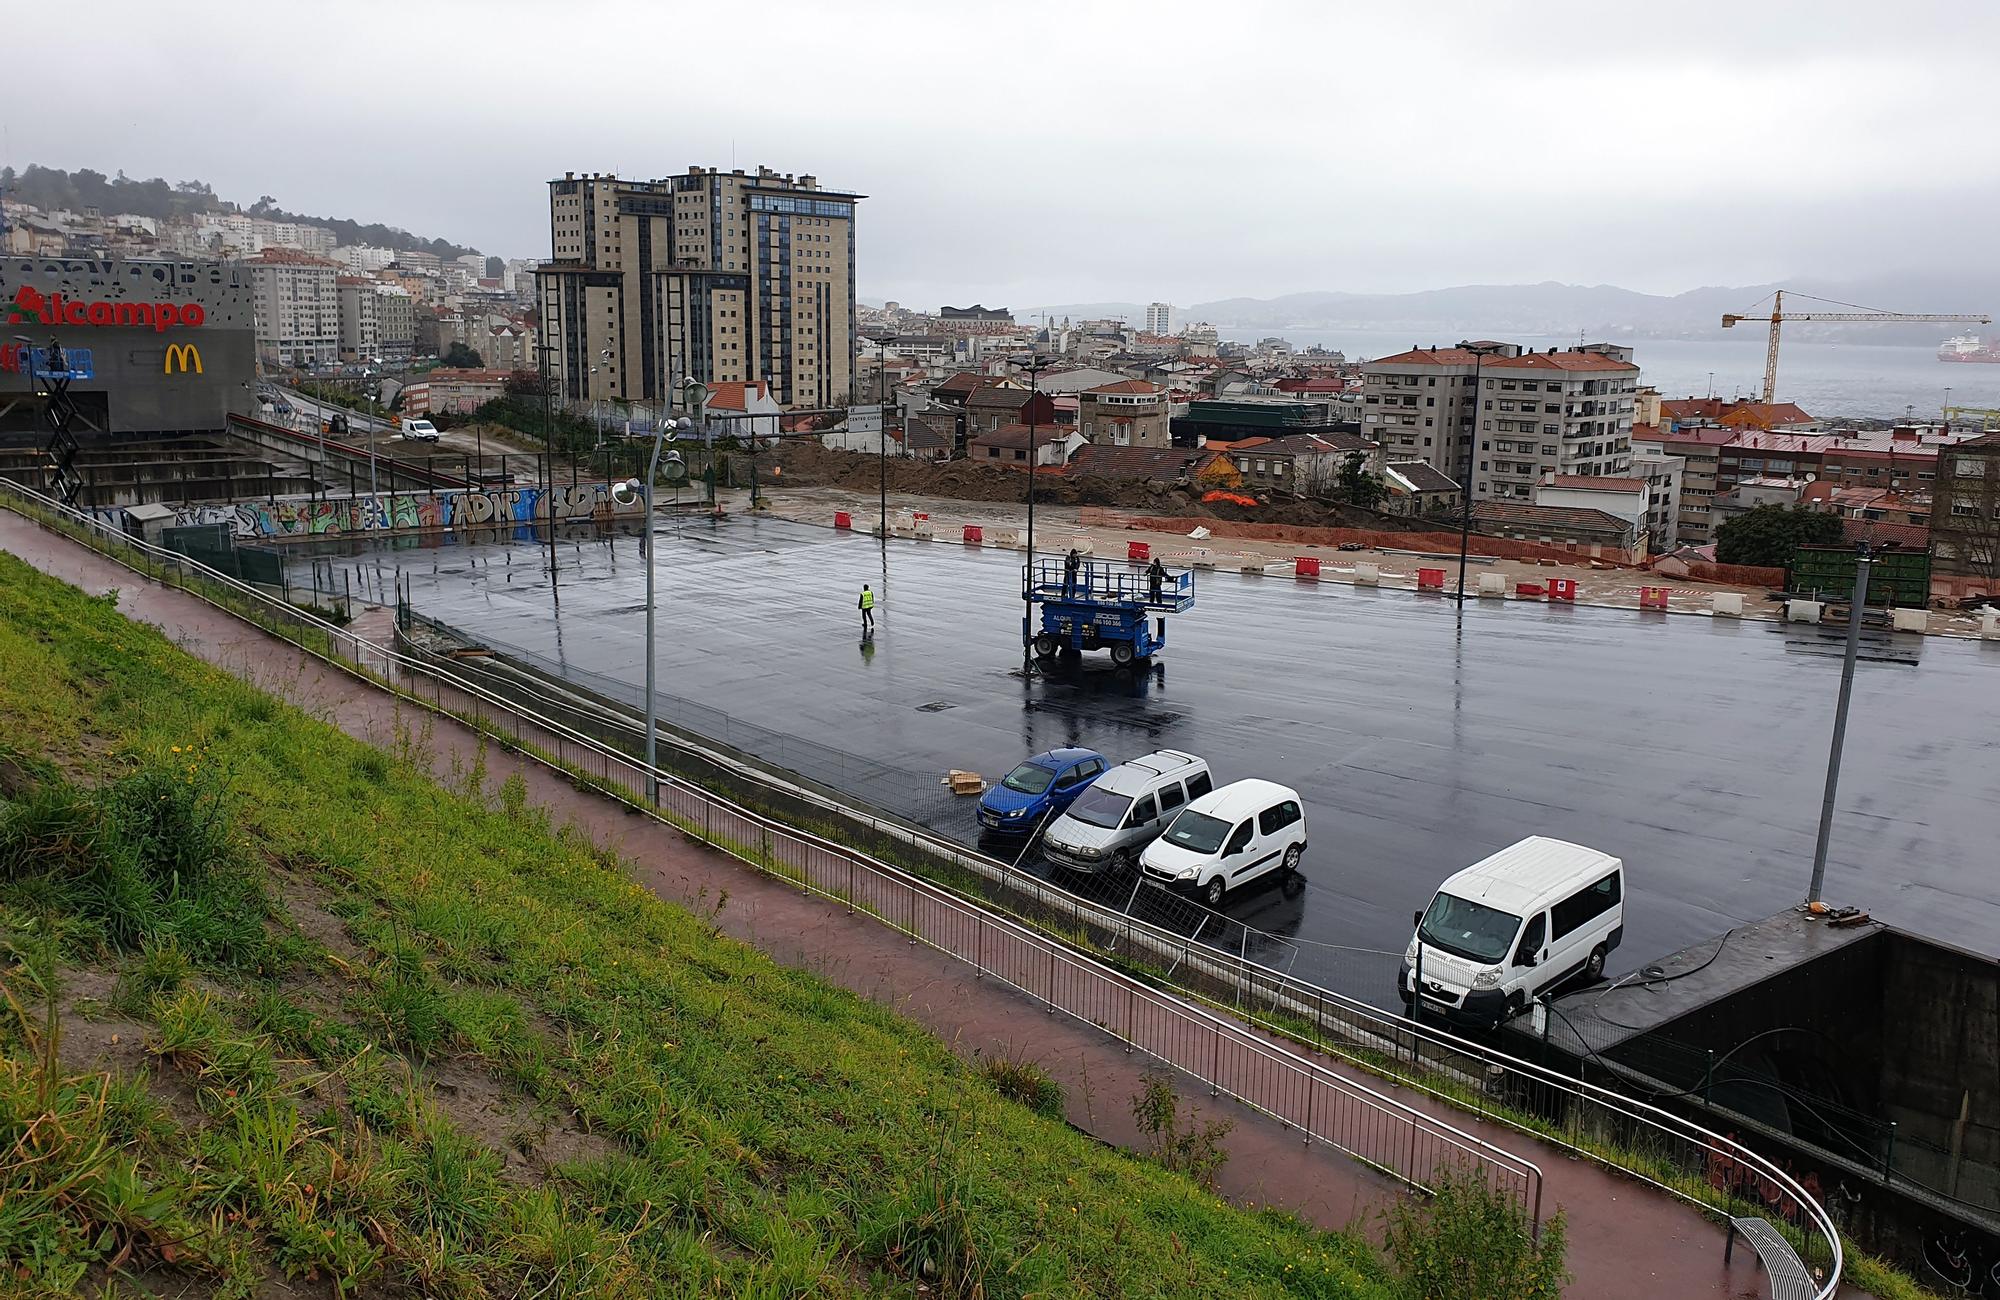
[1185,770,1213,800]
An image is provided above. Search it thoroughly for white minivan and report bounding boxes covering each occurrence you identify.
[1400,836,1624,1028]
[1139,778,1307,908]
[400,417,441,441]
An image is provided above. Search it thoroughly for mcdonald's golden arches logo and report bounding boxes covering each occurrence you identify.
[163,343,203,375]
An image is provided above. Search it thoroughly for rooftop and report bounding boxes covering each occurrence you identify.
[1066,445,1218,480]
[1546,475,1646,493]
[1472,501,1634,534]
[1386,460,1460,493]
[1486,350,1637,373]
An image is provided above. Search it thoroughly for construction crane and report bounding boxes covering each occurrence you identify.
[1722,289,1990,403]
[1945,405,2000,430]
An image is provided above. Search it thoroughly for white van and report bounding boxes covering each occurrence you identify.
[1139,778,1307,908]
[1043,750,1212,874]
[1400,836,1624,1028]
[400,417,440,441]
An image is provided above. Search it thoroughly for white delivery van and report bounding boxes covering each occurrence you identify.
[1043,750,1212,875]
[1400,836,1623,1027]
[400,417,440,441]
[1139,778,1306,908]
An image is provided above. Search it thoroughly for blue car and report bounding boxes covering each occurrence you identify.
[977,747,1109,835]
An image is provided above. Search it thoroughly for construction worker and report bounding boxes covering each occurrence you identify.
[858,583,876,635]
[1148,556,1167,603]
[1064,547,1082,595]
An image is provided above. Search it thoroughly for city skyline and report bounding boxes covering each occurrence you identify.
[13,0,1999,308]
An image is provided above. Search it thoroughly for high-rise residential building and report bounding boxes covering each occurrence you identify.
[538,165,861,409]
[1145,302,1172,335]
[245,248,339,367]
[336,276,379,362]
[1361,343,1640,500]
[371,284,416,362]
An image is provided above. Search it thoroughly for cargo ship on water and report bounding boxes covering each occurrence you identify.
[1939,333,2000,363]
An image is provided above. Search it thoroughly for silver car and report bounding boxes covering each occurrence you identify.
[1042,750,1213,874]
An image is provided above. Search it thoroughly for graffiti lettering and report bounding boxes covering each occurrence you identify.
[147,483,635,540]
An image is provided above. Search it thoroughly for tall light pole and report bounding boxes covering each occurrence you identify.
[1807,541,1888,904]
[1454,341,1504,602]
[877,332,897,558]
[612,417,692,803]
[1009,351,1053,667]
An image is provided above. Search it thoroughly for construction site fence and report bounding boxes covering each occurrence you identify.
[0,473,1545,1235]
[1078,507,1649,568]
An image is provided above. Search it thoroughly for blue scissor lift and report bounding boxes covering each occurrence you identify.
[1023,557,1195,667]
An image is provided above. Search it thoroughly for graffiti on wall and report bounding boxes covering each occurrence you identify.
[156,484,631,539]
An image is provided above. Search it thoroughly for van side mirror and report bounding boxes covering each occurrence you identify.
[1412,910,1422,929]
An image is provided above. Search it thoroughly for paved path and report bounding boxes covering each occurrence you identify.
[0,509,1859,1299]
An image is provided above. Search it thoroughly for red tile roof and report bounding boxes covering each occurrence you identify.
[1368,347,1489,367]
[1472,501,1635,534]
[1546,475,1645,493]
[1486,351,1637,373]
[705,380,770,411]
[1840,518,1929,549]
[1720,432,1835,455]
[1067,445,1219,480]
[1084,380,1162,395]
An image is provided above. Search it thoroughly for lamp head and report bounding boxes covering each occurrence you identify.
[610,477,643,506]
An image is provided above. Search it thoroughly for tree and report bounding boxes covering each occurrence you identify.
[439,343,485,370]
[504,368,548,398]
[1714,504,1844,568]
[1337,452,1388,510]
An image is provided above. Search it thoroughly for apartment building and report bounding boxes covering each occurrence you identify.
[538,166,860,409]
[335,277,378,362]
[1630,451,1685,550]
[1360,345,1507,479]
[1145,302,1173,335]
[372,284,415,361]
[1928,433,2000,586]
[1474,348,1640,500]
[245,248,339,367]
[1632,426,1732,546]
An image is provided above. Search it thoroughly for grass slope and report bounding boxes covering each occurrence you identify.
[0,550,1396,1298]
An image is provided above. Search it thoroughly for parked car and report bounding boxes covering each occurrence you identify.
[1139,778,1307,907]
[400,417,441,442]
[1042,750,1211,874]
[1398,836,1624,1028]
[976,747,1108,835]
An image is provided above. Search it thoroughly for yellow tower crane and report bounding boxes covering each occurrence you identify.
[1722,290,1989,403]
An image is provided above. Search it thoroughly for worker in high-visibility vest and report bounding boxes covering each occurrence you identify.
[859,583,876,635]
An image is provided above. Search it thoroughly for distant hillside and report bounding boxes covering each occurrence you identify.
[1188,272,2000,346]
[0,163,479,259]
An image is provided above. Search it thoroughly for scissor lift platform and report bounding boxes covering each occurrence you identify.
[1023,558,1194,665]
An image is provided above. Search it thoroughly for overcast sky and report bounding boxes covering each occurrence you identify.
[10,0,1996,309]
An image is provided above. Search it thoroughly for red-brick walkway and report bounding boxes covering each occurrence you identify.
[0,511,1864,1299]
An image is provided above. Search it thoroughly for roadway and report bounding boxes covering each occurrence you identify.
[286,512,2000,1001]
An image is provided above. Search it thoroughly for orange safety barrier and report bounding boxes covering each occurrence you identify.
[1639,585,1671,609]
[1417,567,1446,591]
[963,524,983,545]
[1295,556,1321,579]
[1128,541,1151,562]
[834,511,852,530]
[1516,582,1544,598]
[1547,578,1577,602]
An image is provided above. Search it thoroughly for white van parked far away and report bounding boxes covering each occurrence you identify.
[1400,836,1624,1028]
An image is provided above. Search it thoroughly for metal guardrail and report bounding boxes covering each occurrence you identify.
[0,475,1548,1234]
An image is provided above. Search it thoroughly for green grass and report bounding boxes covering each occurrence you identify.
[0,548,1400,1297]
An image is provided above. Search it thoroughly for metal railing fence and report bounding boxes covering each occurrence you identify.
[0,475,1550,1235]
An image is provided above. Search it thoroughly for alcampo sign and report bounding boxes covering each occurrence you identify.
[4,285,206,332]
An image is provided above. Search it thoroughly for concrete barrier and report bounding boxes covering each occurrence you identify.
[1353,562,1379,586]
[1891,607,1928,633]
[1477,572,1506,597]
[1787,599,1823,624]
[1982,611,2000,639]
[987,528,1024,549]
[1711,592,1744,617]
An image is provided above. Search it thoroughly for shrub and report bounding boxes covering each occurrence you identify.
[1383,1163,1568,1300]
[979,1053,1066,1120]
[1130,1071,1232,1191]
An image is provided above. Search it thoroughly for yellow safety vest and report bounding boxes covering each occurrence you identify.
[860,590,875,610]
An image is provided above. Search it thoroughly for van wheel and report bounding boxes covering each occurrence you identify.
[1281,845,1302,875]
[1584,944,1607,981]
[1203,876,1225,908]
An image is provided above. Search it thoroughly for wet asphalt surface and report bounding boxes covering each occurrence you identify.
[287,513,2000,1000]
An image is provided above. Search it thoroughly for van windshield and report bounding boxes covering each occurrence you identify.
[1065,785,1133,829]
[1419,892,1522,964]
[1160,810,1229,855]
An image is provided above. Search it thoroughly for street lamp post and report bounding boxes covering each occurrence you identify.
[1008,352,1053,667]
[1454,341,1504,602]
[877,332,898,556]
[1806,542,1886,904]
[612,418,692,803]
